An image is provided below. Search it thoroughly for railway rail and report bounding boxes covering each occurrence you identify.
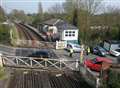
[15,23,38,40]
[8,70,92,88]
[15,23,44,47]
[14,23,55,48]
[21,23,46,41]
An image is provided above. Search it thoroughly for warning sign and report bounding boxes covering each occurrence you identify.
[56,41,67,49]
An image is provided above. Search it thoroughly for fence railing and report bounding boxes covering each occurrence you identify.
[1,56,79,71]
[1,55,103,88]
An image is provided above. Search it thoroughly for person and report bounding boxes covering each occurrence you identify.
[96,77,101,88]
[80,45,84,63]
[69,48,73,57]
[86,46,90,55]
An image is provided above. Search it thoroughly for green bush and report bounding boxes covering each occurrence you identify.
[107,69,120,88]
[0,67,6,80]
[102,69,120,88]
[10,25,19,46]
[0,24,10,44]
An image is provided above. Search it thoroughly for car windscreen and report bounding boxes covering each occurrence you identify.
[92,58,102,64]
[116,49,120,52]
[74,44,80,48]
[99,47,106,52]
[92,58,97,63]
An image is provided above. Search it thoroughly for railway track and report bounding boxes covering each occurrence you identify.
[15,23,55,48]
[8,70,92,88]
[15,23,46,48]
[15,23,38,40]
[21,23,46,41]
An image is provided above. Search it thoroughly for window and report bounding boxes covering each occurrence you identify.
[119,44,120,47]
[72,34,75,36]
[72,31,75,33]
[65,30,75,37]
[69,34,71,36]
[65,31,68,33]
[65,34,68,36]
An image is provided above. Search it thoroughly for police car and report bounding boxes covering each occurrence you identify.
[65,43,84,53]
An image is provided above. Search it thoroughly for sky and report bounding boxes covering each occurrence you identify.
[0,0,120,14]
[0,0,65,13]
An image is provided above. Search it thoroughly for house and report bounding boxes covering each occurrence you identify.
[38,19,79,44]
[103,40,120,51]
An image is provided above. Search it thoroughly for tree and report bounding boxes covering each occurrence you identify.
[0,6,5,22]
[62,0,103,44]
[63,0,75,23]
[72,0,80,26]
[38,2,43,15]
[38,2,44,21]
[32,2,44,27]
[77,0,103,44]
[101,5,120,40]
[9,9,28,22]
[48,3,64,14]
[46,3,64,19]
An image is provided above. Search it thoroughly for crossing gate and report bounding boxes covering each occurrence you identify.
[1,56,79,71]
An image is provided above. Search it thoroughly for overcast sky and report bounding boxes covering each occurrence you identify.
[1,0,120,14]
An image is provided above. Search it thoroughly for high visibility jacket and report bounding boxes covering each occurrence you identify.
[87,47,90,53]
[70,49,74,53]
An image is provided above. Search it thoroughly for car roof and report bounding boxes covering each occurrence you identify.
[29,49,58,59]
[96,57,112,63]
[115,49,120,51]
[35,50,49,53]
[68,43,80,46]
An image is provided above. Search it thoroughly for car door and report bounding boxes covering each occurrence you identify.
[67,44,72,51]
[92,61,102,71]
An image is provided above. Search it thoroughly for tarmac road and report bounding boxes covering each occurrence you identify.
[54,49,118,63]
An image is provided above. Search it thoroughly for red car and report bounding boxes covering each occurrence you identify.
[84,57,112,72]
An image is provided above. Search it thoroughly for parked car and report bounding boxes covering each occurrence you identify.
[93,46,109,56]
[84,57,112,72]
[65,43,84,53]
[110,49,120,57]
